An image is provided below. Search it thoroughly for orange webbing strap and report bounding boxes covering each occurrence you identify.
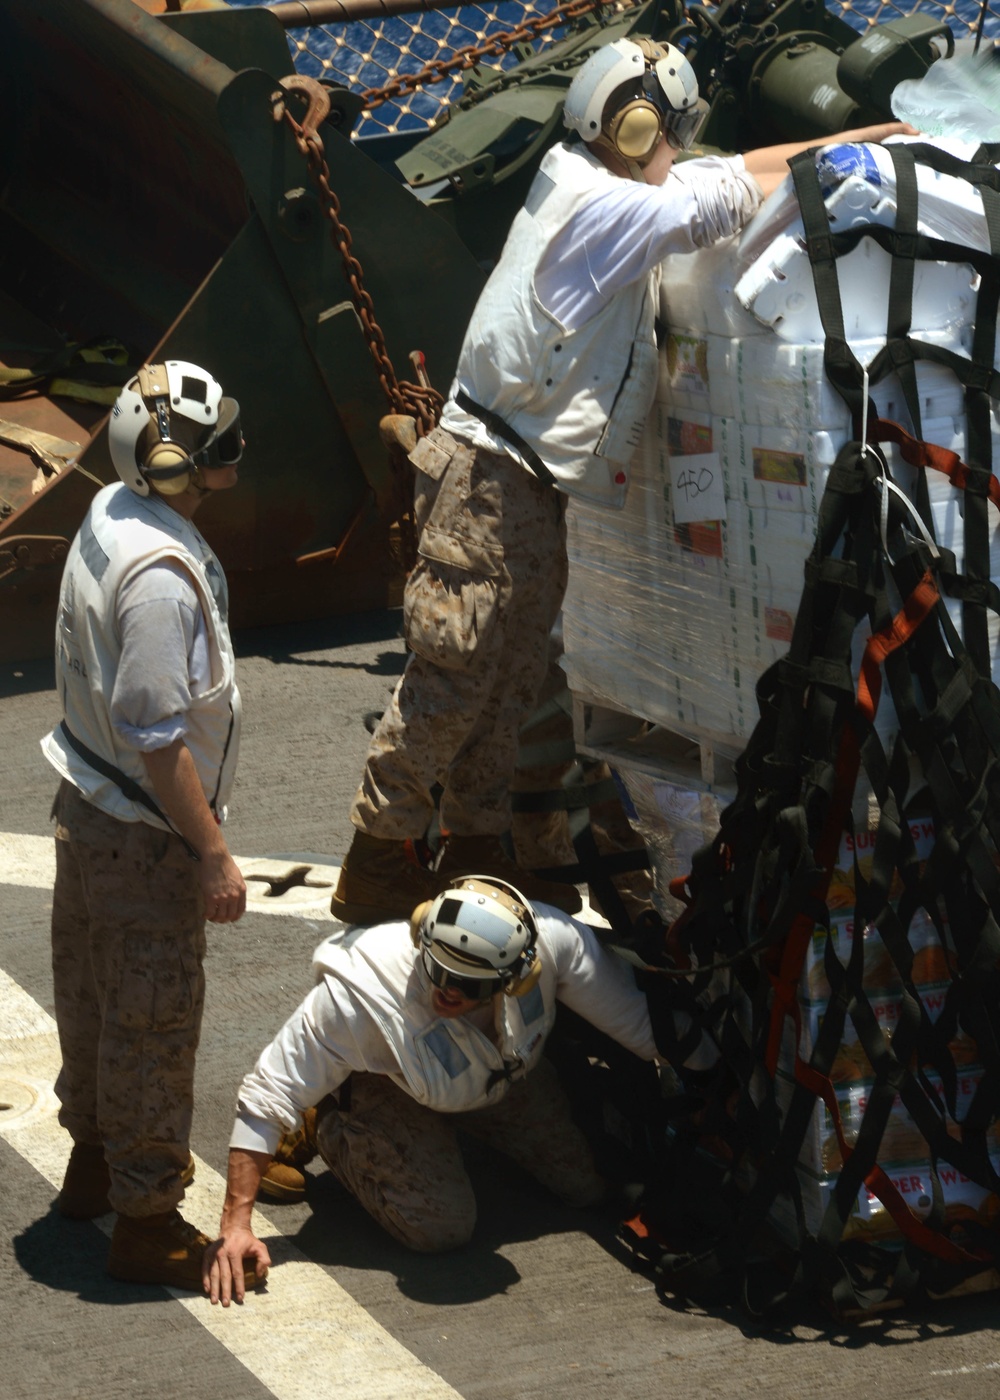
[872,416,1000,512]
[856,568,941,722]
[792,1056,985,1266]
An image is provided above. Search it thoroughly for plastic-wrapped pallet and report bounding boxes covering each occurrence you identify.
[563,133,1000,790]
[564,134,1000,1268]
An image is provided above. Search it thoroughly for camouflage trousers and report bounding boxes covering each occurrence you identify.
[511,636,654,922]
[352,426,568,839]
[316,1056,604,1252]
[50,780,205,1217]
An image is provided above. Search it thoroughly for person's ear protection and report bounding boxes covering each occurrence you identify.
[138,364,200,496]
[506,947,543,998]
[410,900,433,948]
[603,99,664,163]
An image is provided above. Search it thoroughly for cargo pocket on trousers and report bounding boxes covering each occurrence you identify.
[404,557,503,674]
[116,934,204,1032]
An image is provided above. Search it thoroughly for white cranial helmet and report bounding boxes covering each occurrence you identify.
[563,38,702,162]
[412,876,541,1001]
[108,359,241,497]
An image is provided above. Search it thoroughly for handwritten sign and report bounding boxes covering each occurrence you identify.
[670,451,727,524]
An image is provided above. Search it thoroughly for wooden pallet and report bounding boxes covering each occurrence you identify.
[571,690,739,794]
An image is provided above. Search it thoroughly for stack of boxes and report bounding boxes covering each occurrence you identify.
[561,137,1000,1241]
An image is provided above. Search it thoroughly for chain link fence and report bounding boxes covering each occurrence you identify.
[229,0,1000,138]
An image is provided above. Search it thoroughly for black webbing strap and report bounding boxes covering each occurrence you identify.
[455,390,559,490]
[59,720,200,861]
[883,144,933,530]
[627,143,1000,1318]
[789,150,867,426]
[510,775,619,815]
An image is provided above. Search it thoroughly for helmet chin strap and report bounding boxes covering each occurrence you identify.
[624,156,649,183]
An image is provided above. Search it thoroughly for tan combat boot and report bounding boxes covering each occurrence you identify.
[107,1209,264,1293]
[59,1143,195,1220]
[259,1108,318,1204]
[436,833,583,915]
[331,830,450,924]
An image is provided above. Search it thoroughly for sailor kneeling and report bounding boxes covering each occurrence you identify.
[204,876,679,1304]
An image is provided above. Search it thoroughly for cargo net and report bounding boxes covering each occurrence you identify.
[619,137,1000,1321]
[262,0,1000,139]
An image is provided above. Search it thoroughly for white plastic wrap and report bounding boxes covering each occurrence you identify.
[562,139,1000,1241]
[563,138,1000,761]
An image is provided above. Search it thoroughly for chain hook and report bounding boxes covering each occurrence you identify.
[275,74,332,141]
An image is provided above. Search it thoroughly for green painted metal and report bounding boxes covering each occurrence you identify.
[0,0,949,660]
[0,0,485,659]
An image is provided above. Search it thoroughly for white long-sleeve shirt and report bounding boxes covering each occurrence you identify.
[231,910,658,1156]
[534,154,762,330]
[437,143,762,507]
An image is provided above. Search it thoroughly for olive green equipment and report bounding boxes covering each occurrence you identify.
[0,0,950,659]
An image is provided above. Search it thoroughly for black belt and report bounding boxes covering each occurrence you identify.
[59,720,200,860]
[455,390,559,491]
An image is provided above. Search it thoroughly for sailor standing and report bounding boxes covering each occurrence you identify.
[41,361,264,1295]
[332,37,914,927]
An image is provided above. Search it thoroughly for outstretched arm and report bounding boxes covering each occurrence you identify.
[203,1147,273,1305]
[744,120,919,196]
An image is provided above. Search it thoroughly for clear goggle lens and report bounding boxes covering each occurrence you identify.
[194,398,242,468]
[663,100,706,151]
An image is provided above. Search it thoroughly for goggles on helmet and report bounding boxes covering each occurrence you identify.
[422,950,502,1003]
[192,397,242,468]
[645,62,706,151]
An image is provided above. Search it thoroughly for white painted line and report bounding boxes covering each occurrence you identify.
[0,833,55,889]
[929,1361,1000,1377]
[0,966,461,1400]
[0,832,339,920]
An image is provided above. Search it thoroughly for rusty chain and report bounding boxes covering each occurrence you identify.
[276,0,628,561]
[359,0,626,111]
[279,79,439,565]
[278,0,628,429]
[280,95,444,439]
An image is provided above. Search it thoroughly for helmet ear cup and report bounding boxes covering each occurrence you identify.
[143,441,193,496]
[504,950,543,998]
[607,99,663,161]
[410,900,434,949]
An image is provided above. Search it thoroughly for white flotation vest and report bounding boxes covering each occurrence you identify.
[311,923,555,1113]
[41,482,240,827]
[441,141,660,509]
